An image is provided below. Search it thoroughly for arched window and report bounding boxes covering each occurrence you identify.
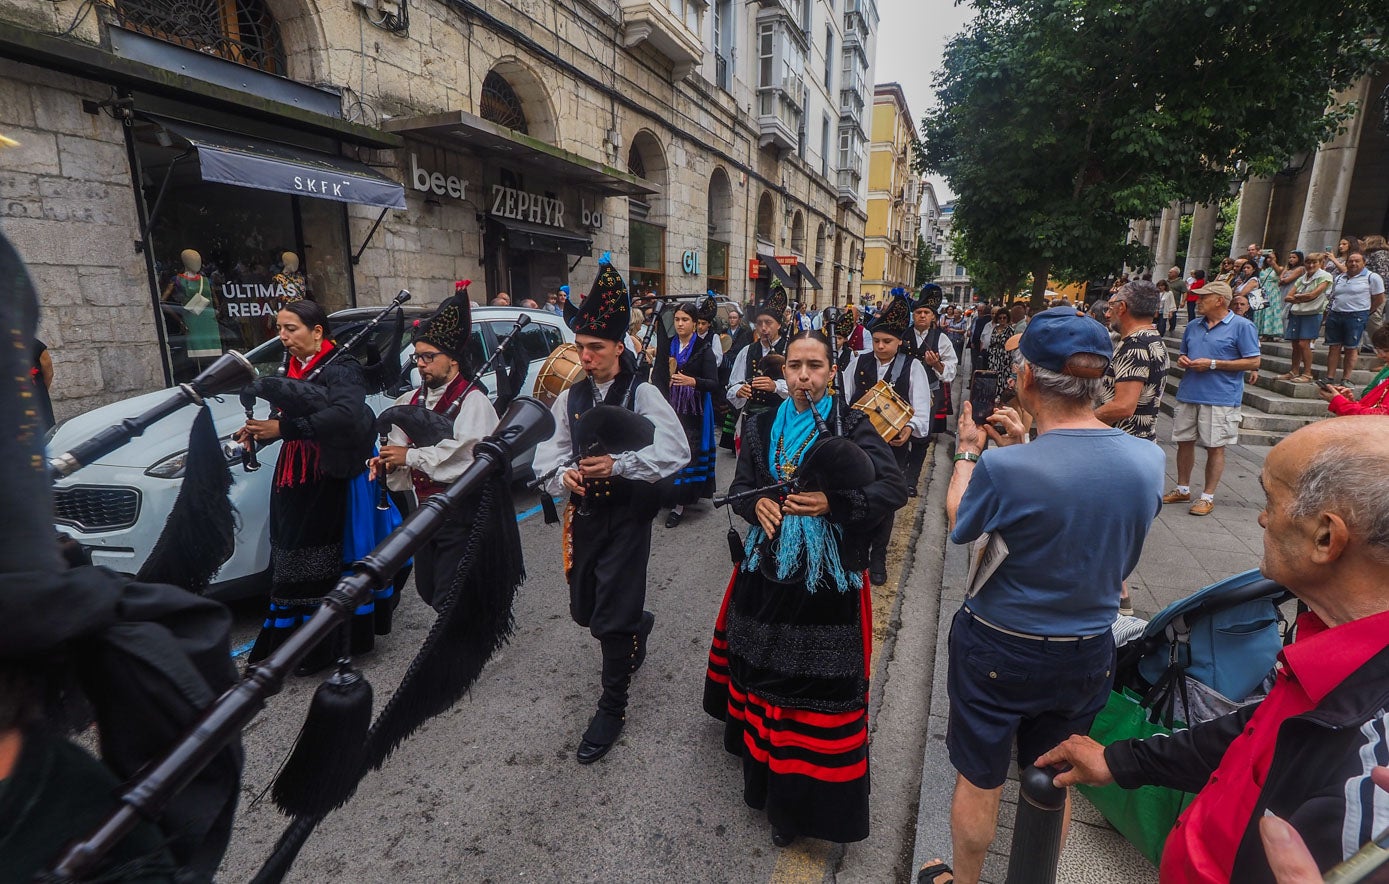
[708,168,733,296]
[627,131,669,297]
[790,211,806,256]
[756,193,776,244]
[480,71,529,134]
[114,0,285,74]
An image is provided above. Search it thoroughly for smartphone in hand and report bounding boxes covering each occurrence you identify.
[970,371,1000,425]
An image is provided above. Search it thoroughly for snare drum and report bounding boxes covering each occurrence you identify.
[533,343,585,405]
[851,380,915,442]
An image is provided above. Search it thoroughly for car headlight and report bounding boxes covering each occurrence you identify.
[145,438,247,478]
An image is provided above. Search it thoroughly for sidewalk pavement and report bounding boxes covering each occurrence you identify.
[908,404,1271,883]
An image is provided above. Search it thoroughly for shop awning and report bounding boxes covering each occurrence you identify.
[148,116,406,209]
[759,258,796,288]
[794,263,823,290]
[384,111,659,198]
[492,217,592,257]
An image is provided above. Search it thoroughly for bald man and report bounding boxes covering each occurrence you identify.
[1036,417,1389,883]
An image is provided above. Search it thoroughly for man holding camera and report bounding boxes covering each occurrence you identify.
[941,307,1165,884]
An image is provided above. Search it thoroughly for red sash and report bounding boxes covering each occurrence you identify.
[408,372,472,501]
[275,341,336,487]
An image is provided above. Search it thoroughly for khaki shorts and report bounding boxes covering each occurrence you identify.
[1172,401,1242,448]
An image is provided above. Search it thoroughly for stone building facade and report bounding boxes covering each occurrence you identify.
[0,0,876,420]
[861,82,919,304]
[1134,71,1389,276]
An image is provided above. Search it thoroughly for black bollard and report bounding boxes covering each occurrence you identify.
[1004,765,1067,884]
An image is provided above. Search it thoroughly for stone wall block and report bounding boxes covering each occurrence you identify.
[7,219,136,267]
[56,133,128,185]
[38,177,134,226]
[4,126,61,175]
[98,345,161,392]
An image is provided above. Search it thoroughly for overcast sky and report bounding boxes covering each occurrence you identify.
[872,0,976,203]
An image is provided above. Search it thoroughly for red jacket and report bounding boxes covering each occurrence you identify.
[1329,374,1389,416]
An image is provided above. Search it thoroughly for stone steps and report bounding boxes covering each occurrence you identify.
[1158,330,1333,446]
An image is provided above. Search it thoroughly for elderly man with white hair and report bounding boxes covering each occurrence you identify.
[1039,416,1389,884]
[1162,279,1260,516]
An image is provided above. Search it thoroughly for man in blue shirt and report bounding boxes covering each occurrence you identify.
[941,307,1164,884]
[1164,280,1261,516]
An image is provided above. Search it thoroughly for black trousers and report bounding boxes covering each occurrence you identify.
[414,509,471,610]
[868,444,912,571]
[568,498,658,640]
[904,435,931,491]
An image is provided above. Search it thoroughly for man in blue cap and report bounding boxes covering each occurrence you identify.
[935,306,1165,884]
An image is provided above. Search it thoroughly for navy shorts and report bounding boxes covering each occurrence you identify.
[946,609,1115,790]
[1324,310,1370,348]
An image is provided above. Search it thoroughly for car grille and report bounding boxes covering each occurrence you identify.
[53,486,141,532]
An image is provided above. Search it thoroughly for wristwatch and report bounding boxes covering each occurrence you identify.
[1210,359,1217,371]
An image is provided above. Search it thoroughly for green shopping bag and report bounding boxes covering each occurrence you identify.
[1075,688,1195,866]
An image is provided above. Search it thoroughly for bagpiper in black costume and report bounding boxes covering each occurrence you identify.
[724,278,790,445]
[375,284,499,609]
[532,257,689,764]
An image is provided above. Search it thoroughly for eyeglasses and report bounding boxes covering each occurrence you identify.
[413,351,446,364]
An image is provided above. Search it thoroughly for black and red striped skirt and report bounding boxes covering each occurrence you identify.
[703,566,872,843]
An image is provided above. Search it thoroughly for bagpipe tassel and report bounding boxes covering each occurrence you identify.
[270,660,373,818]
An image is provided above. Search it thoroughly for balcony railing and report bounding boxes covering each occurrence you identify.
[622,0,703,79]
[837,168,862,204]
[758,86,803,151]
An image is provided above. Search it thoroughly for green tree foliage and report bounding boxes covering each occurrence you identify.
[915,235,942,287]
[918,0,1389,303]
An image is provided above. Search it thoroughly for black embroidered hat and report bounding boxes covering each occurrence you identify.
[570,253,631,342]
[915,283,942,314]
[416,279,472,360]
[830,305,857,339]
[696,294,719,323]
[866,289,913,340]
[754,276,788,323]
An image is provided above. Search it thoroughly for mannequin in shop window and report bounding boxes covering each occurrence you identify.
[273,251,307,304]
[162,248,222,368]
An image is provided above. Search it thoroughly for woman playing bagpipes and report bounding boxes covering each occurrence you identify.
[237,300,396,675]
[702,330,908,848]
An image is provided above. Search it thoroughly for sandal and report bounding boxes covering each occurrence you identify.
[1276,372,1296,381]
[917,861,954,884]
[1292,374,1314,383]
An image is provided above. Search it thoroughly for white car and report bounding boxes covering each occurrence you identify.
[48,305,573,600]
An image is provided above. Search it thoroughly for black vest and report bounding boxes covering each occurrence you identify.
[852,352,911,407]
[568,371,654,509]
[911,326,944,388]
[743,337,786,413]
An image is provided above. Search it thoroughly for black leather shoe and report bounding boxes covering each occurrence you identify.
[771,830,797,848]
[665,510,683,528]
[576,737,615,764]
[870,568,888,586]
[906,487,918,498]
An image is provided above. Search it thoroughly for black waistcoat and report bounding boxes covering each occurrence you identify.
[852,352,911,406]
[744,337,786,412]
[568,371,653,508]
[911,326,944,388]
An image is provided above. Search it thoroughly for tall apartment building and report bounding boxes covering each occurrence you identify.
[861,82,919,304]
[0,0,878,418]
[934,202,974,302]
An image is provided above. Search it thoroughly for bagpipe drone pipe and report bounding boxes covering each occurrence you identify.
[43,395,556,882]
